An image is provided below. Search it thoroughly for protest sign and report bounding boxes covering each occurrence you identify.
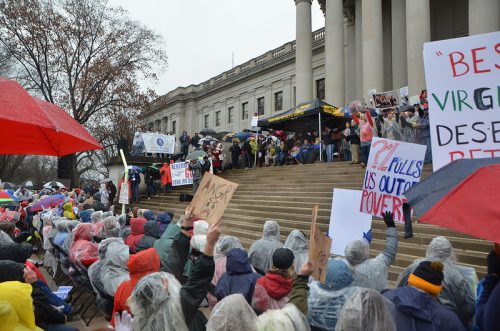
[189,172,239,225]
[423,31,500,171]
[251,115,259,127]
[171,162,193,186]
[329,189,372,256]
[118,181,129,205]
[142,133,175,154]
[399,86,409,104]
[372,90,401,110]
[409,95,420,106]
[308,205,332,283]
[360,137,426,222]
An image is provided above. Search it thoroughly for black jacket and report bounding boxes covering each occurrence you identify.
[136,221,161,252]
[229,144,241,158]
[347,124,361,145]
[0,243,33,263]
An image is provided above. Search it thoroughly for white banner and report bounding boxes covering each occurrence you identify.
[171,162,193,186]
[360,137,426,223]
[142,133,175,154]
[423,31,500,171]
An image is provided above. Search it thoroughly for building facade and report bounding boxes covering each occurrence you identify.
[142,0,499,143]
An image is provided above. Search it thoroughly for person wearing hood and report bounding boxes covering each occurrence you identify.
[98,215,120,239]
[136,220,161,252]
[0,242,33,263]
[344,211,398,291]
[396,236,475,329]
[252,248,295,312]
[101,239,130,297]
[156,212,173,236]
[62,202,76,220]
[284,230,309,274]
[308,259,363,330]
[249,220,284,274]
[383,261,466,331]
[79,208,93,223]
[336,288,396,331]
[53,220,76,247]
[160,162,173,193]
[127,207,221,331]
[143,210,155,221]
[92,192,106,211]
[206,294,258,331]
[118,214,132,241]
[154,221,181,271]
[476,249,500,331]
[90,210,104,235]
[400,106,419,143]
[70,223,98,267]
[88,238,123,319]
[0,281,43,331]
[215,248,262,304]
[125,217,147,254]
[111,247,160,327]
[208,236,244,308]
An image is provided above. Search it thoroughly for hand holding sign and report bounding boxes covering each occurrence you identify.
[308,205,332,283]
[189,172,239,225]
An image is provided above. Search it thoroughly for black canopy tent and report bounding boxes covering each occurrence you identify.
[257,99,349,161]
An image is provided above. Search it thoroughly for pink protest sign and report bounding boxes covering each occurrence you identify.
[360,137,426,222]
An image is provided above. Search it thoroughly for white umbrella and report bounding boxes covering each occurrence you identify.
[199,136,218,145]
[43,181,66,189]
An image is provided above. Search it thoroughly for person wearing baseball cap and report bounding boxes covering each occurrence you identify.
[382,261,466,331]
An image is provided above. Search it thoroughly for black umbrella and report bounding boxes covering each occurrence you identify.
[402,157,500,238]
[199,128,216,136]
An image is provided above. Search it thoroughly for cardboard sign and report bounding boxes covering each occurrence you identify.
[329,189,372,256]
[118,181,129,205]
[171,162,193,186]
[141,133,176,154]
[189,172,239,225]
[423,31,500,171]
[308,205,332,283]
[251,116,259,127]
[360,137,426,223]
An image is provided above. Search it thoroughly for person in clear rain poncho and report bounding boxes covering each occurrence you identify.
[284,230,309,274]
[344,211,398,291]
[335,288,396,331]
[396,236,475,329]
[249,220,284,274]
[308,259,363,330]
[207,294,258,331]
[100,239,130,297]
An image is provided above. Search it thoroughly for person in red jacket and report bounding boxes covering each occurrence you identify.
[111,247,160,326]
[125,218,147,253]
[252,248,295,312]
[160,161,172,193]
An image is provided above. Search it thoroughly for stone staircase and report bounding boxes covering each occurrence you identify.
[131,161,490,287]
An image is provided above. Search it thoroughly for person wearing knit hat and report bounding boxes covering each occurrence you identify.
[252,248,295,312]
[383,261,466,331]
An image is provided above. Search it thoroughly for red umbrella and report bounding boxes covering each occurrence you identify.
[419,165,500,243]
[0,77,102,156]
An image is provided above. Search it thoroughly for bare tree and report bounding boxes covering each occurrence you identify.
[0,0,167,185]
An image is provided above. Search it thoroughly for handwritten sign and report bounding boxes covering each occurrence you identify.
[308,205,332,283]
[329,189,372,256]
[171,162,193,186]
[118,181,129,205]
[360,137,426,223]
[423,31,500,171]
[189,172,239,225]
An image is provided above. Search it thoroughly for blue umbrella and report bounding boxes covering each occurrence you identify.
[121,165,142,174]
[235,131,253,140]
[31,194,65,212]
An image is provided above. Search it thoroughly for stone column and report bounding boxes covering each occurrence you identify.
[362,0,384,100]
[469,0,500,35]
[295,0,313,104]
[391,0,407,89]
[355,0,363,99]
[325,0,345,106]
[406,0,430,96]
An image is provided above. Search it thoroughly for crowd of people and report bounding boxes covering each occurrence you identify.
[0,185,498,331]
[145,89,432,174]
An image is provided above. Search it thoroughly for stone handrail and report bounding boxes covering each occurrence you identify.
[144,27,326,115]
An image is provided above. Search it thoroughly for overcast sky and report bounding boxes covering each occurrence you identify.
[109,0,325,95]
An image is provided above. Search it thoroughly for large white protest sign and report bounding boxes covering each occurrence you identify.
[142,133,175,154]
[360,137,426,223]
[424,31,500,171]
[118,181,129,205]
[171,162,193,186]
[329,189,372,256]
